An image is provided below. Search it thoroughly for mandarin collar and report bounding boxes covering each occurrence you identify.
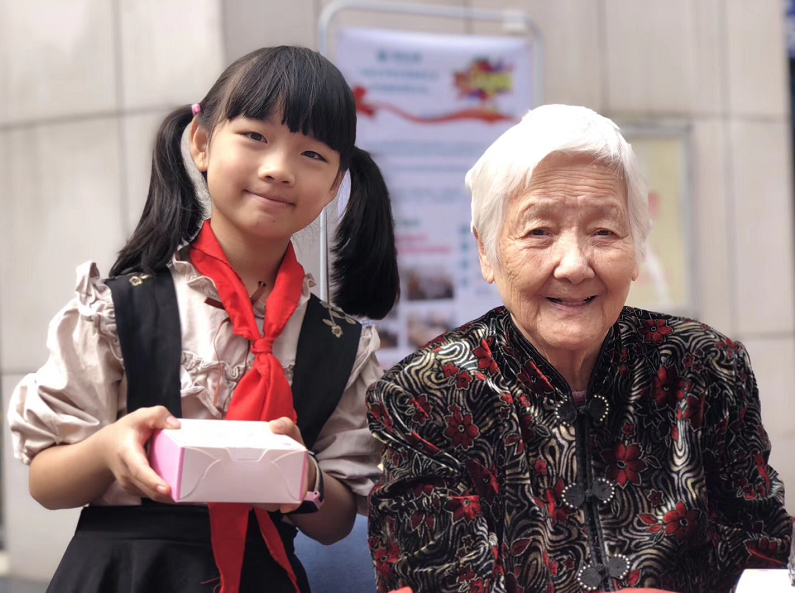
[499,307,625,403]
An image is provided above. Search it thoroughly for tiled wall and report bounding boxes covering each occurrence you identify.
[0,0,225,580]
[1,0,793,582]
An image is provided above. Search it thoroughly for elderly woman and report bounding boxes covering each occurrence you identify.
[367,105,791,593]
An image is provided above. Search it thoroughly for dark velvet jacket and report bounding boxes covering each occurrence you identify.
[367,306,791,593]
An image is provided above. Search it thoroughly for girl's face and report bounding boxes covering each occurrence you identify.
[190,114,342,244]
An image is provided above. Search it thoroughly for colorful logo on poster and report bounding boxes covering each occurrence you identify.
[454,58,513,101]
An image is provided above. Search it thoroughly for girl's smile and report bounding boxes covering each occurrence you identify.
[190,114,342,244]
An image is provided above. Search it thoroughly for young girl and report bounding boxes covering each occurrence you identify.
[8,46,399,593]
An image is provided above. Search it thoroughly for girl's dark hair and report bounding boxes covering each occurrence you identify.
[111,46,399,319]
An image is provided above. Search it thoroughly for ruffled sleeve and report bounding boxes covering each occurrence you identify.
[313,323,384,515]
[8,262,125,465]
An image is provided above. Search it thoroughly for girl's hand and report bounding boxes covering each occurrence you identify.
[252,417,314,514]
[100,405,180,503]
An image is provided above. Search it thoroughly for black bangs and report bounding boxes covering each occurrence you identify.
[221,47,357,169]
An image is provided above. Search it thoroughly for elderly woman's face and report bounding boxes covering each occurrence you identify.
[479,153,638,357]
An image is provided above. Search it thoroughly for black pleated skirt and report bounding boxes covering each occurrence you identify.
[47,503,311,593]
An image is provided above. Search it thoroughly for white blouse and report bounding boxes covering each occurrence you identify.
[8,250,383,512]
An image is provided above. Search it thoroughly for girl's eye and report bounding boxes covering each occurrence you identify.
[303,150,327,162]
[245,132,266,143]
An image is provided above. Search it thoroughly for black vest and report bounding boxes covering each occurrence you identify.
[105,270,362,450]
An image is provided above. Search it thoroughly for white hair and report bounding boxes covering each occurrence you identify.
[466,104,651,264]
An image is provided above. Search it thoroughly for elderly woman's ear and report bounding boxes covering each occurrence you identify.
[473,228,496,285]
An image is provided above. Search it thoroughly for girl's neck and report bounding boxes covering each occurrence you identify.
[209,217,291,297]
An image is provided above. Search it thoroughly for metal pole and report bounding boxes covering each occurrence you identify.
[317,0,544,301]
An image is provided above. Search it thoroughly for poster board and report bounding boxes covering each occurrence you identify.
[622,126,694,317]
[335,26,535,367]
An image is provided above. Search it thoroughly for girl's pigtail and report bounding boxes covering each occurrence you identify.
[110,105,203,276]
[331,147,400,319]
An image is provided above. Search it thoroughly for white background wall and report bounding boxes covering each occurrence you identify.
[1,0,793,582]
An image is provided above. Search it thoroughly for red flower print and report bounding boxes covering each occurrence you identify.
[663,502,700,541]
[732,471,749,489]
[373,540,401,581]
[405,432,440,456]
[470,580,486,593]
[683,353,704,372]
[412,482,435,498]
[409,394,431,425]
[458,566,477,583]
[626,569,641,587]
[717,337,738,359]
[603,443,647,488]
[517,360,555,395]
[548,559,559,576]
[643,319,672,343]
[730,406,747,434]
[473,339,499,375]
[534,460,548,475]
[746,537,782,565]
[653,365,687,409]
[369,402,394,430]
[519,410,536,442]
[410,510,436,533]
[444,406,480,450]
[639,513,663,534]
[447,495,481,522]
[678,394,704,429]
[466,459,499,504]
[428,334,446,345]
[756,453,771,494]
[622,421,636,439]
[534,479,572,525]
[442,362,459,378]
[456,371,473,389]
[512,539,531,556]
[742,483,759,501]
[648,489,663,507]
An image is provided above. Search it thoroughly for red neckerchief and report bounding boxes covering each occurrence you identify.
[190,220,304,593]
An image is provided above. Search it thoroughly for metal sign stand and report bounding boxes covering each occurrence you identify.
[316,0,544,302]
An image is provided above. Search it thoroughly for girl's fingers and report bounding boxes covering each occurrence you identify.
[124,446,169,499]
[252,502,283,513]
[138,405,180,431]
[268,417,304,446]
[278,502,301,514]
[119,482,149,499]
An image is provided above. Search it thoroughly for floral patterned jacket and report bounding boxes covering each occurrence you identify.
[367,306,791,593]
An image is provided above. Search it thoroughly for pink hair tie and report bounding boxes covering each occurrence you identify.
[191,103,201,116]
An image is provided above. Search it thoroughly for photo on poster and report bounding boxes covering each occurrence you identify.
[405,266,455,301]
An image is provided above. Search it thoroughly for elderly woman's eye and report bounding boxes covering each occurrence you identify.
[595,229,613,236]
[529,229,548,236]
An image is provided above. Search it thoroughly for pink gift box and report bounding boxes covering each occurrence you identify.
[148,419,307,504]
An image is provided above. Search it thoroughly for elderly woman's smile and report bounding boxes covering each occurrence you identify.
[478,152,638,386]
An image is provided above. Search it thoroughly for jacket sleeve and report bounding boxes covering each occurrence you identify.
[366,353,504,593]
[705,342,792,589]
[8,262,124,465]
